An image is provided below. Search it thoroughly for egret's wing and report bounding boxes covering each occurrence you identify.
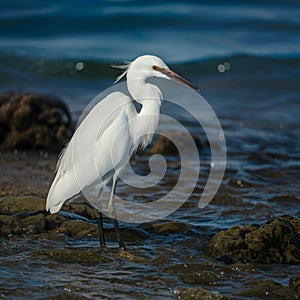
[59,91,132,175]
[46,91,136,213]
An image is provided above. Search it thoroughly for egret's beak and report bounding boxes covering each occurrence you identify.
[159,67,200,91]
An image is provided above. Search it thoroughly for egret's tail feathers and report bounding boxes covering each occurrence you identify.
[46,171,80,214]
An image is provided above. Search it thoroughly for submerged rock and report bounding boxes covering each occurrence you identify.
[236,279,299,300]
[0,196,45,214]
[56,220,98,238]
[289,274,300,295]
[208,216,300,264]
[33,249,113,265]
[0,197,147,243]
[149,131,203,155]
[176,287,232,300]
[142,221,189,235]
[0,92,73,151]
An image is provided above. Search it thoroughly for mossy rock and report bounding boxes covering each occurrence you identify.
[176,287,232,300]
[33,248,112,265]
[0,92,73,151]
[0,212,47,237]
[0,196,45,215]
[142,221,189,235]
[236,279,298,300]
[208,216,300,264]
[63,202,98,220]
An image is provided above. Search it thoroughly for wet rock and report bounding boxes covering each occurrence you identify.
[0,211,47,237]
[45,213,68,231]
[0,196,45,215]
[176,287,232,300]
[0,196,48,237]
[63,202,98,220]
[0,197,83,237]
[149,131,203,155]
[0,196,147,243]
[33,249,113,265]
[208,216,300,264]
[106,226,147,242]
[44,293,91,300]
[113,250,146,263]
[289,274,300,295]
[0,92,74,151]
[56,220,98,238]
[142,221,189,235]
[178,270,218,285]
[236,279,298,300]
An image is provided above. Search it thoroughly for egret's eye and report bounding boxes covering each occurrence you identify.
[152,65,158,70]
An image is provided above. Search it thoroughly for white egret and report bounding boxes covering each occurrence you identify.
[46,55,199,250]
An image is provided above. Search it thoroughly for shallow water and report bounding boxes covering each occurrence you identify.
[1,1,300,299]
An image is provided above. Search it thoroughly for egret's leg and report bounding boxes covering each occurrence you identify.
[108,174,118,218]
[112,218,126,251]
[97,212,106,247]
[108,174,126,250]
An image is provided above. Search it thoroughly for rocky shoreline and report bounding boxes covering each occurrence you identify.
[1,194,300,299]
[1,92,300,299]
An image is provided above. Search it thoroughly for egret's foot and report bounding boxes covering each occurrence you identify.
[97,212,106,247]
[112,219,127,251]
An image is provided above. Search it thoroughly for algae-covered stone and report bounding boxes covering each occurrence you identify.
[113,250,146,263]
[0,92,73,151]
[0,196,98,238]
[33,249,112,265]
[0,212,46,237]
[56,220,98,238]
[42,292,91,300]
[63,202,98,220]
[289,274,300,295]
[179,270,218,285]
[150,131,203,155]
[142,221,189,235]
[0,196,45,215]
[208,216,300,264]
[176,287,232,300]
[45,213,68,231]
[237,279,298,300]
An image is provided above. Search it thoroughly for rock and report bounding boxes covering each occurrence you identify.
[150,134,178,155]
[33,249,112,265]
[56,220,98,238]
[176,287,232,300]
[0,92,74,151]
[289,275,300,295]
[0,196,45,215]
[178,270,218,285]
[142,221,189,235]
[236,279,298,300]
[45,213,68,231]
[0,196,69,237]
[0,212,47,237]
[208,216,300,264]
[0,197,147,243]
[113,250,146,263]
[63,202,98,220]
[43,293,91,300]
[149,131,203,155]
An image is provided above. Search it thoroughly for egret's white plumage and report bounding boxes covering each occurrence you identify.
[46,55,198,248]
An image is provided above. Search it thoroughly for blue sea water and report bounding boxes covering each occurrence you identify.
[1,0,300,61]
[1,0,299,120]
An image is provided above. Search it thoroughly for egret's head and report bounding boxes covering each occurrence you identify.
[113,55,199,91]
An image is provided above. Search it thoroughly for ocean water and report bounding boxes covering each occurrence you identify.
[1,1,300,299]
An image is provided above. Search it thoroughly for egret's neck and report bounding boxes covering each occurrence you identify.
[127,78,162,149]
[127,77,162,104]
